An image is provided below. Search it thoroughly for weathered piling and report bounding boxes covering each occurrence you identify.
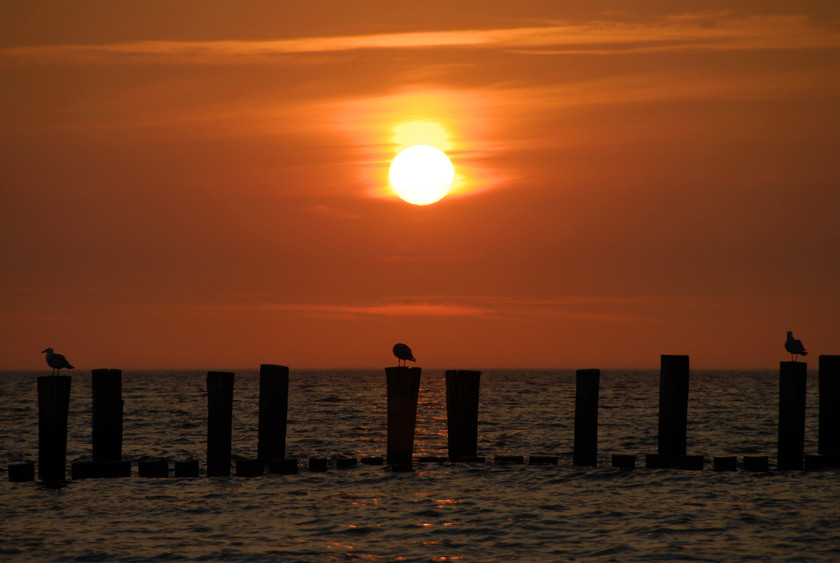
[658,355,690,460]
[38,375,71,481]
[258,364,289,462]
[9,463,35,482]
[385,366,422,465]
[778,361,807,470]
[445,369,481,461]
[574,369,600,466]
[819,356,840,460]
[91,368,123,463]
[207,371,235,477]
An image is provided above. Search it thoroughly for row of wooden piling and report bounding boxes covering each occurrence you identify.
[8,355,840,482]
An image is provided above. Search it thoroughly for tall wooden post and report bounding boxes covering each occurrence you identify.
[92,368,123,462]
[445,370,481,461]
[258,364,289,461]
[778,361,807,470]
[818,356,840,459]
[573,369,600,466]
[207,371,235,477]
[38,376,71,481]
[658,355,689,461]
[385,366,421,465]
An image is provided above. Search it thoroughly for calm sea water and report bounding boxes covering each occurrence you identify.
[1,369,838,562]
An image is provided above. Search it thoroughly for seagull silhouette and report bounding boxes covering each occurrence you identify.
[784,332,807,362]
[42,348,74,375]
[392,343,416,367]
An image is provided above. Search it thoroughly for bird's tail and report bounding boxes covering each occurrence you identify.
[409,356,416,362]
[801,351,808,356]
[67,364,75,369]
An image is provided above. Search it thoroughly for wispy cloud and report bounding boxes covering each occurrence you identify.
[3,15,838,66]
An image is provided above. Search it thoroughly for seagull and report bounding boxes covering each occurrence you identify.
[784,332,807,362]
[42,348,74,375]
[393,343,416,367]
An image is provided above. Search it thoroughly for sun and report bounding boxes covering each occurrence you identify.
[389,145,454,205]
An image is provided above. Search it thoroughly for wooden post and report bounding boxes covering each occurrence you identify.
[573,369,600,466]
[445,369,481,461]
[819,356,840,459]
[778,361,807,470]
[92,368,123,463]
[38,376,71,481]
[207,371,234,477]
[385,366,421,465]
[258,364,289,462]
[658,355,690,461]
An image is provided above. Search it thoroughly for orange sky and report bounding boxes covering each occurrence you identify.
[2,1,839,370]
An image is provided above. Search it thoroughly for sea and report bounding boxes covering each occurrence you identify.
[1,369,838,562]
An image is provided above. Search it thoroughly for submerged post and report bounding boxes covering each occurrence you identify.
[38,376,72,481]
[658,355,689,461]
[207,371,235,477]
[258,364,289,462]
[818,356,840,460]
[92,368,123,462]
[445,370,481,461]
[778,361,807,470]
[574,369,600,466]
[385,366,421,465]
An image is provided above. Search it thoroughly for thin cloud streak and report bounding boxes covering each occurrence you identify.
[3,15,838,65]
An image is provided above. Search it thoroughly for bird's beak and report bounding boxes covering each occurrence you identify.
[41,349,47,353]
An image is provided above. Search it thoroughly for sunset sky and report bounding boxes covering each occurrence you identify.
[2,1,839,370]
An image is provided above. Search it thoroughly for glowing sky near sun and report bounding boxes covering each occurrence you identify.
[1,1,839,369]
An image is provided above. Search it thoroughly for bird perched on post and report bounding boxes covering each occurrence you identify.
[392,343,416,367]
[42,348,74,375]
[784,332,807,362]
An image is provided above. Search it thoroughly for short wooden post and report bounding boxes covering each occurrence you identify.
[658,355,690,460]
[778,361,806,470]
[309,456,328,472]
[611,454,635,469]
[818,356,840,459]
[9,463,35,482]
[174,460,199,478]
[38,376,71,481]
[743,455,769,472]
[573,369,600,466]
[92,368,123,463]
[207,371,235,477]
[258,364,289,462]
[236,459,264,478]
[445,369,481,461]
[713,456,737,472]
[138,459,169,478]
[385,366,421,465]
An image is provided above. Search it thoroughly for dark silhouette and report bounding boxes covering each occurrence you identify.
[392,343,416,367]
[785,331,807,361]
[42,347,74,375]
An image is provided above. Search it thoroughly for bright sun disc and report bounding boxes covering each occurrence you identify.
[389,145,454,205]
